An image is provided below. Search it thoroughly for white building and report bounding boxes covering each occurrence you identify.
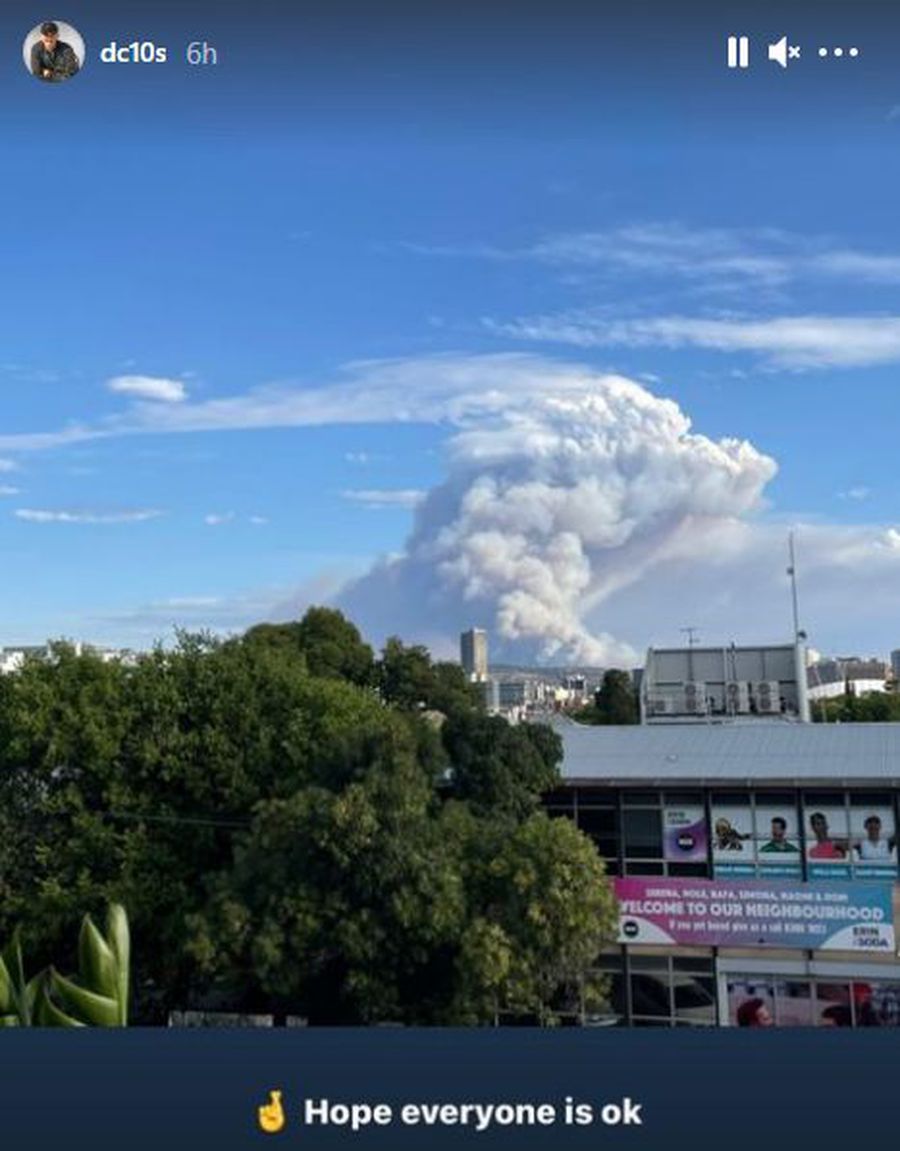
[641,641,810,723]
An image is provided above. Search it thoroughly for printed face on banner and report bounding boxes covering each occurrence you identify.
[663,806,707,863]
[711,806,754,864]
[804,806,851,864]
[755,806,801,858]
[727,978,775,1028]
[849,807,897,864]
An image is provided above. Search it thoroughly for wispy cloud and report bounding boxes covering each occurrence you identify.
[204,512,235,526]
[406,222,900,291]
[107,375,187,403]
[0,486,20,496]
[249,515,269,525]
[839,486,872,502]
[14,508,163,525]
[485,313,900,369]
[0,353,635,454]
[0,459,18,473]
[341,489,426,509]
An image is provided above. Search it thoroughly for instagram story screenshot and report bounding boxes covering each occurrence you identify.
[1,0,900,1145]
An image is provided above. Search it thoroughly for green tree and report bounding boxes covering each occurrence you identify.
[441,713,562,819]
[0,619,617,1026]
[455,815,614,1025]
[574,669,638,725]
[244,607,374,686]
[812,691,900,723]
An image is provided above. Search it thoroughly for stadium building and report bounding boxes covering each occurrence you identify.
[548,643,900,1028]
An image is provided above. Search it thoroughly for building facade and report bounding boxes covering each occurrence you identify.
[549,722,900,1028]
[460,628,488,681]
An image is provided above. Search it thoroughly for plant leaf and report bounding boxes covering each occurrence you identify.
[48,969,119,1028]
[105,904,130,1026]
[79,915,118,1000]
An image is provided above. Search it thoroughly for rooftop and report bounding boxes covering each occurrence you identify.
[556,719,900,786]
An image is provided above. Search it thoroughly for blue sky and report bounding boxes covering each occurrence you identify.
[1,1,899,659]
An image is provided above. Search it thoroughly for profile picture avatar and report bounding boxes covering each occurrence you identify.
[23,20,84,83]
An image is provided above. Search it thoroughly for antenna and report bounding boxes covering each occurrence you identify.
[787,531,802,640]
[681,626,699,683]
[787,531,812,723]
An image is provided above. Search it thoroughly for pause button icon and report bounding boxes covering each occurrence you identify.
[727,35,750,68]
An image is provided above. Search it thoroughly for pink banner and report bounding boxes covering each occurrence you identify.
[614,876,895,952]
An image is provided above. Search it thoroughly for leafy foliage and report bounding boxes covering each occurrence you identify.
[0,608,616,1024]
[572,669,638,725]
[812,690,900,723]
[0,904,130,1027]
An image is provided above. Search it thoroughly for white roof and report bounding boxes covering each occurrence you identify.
[557,720,900,786]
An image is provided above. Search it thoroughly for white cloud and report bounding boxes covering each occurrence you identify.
[409,222,900,291]
[204,512,235,526]
[486,313,900,369]
[0,459,17,472]
[0,486,20,496]
[839,486,872,502]
[249,515,269,525]
[14,508,163,524]
[341,489,426,509]
[107,375,187,403]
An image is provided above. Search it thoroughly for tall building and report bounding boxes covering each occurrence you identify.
[460,628,488,681]
[892,650,900,683]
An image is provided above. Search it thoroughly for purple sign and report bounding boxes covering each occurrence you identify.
[615,876,895,953]
[663,806,707,863]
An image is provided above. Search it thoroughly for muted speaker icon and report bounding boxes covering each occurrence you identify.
[768,35,801,67]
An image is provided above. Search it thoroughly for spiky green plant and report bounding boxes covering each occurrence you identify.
[0,904,130,1027]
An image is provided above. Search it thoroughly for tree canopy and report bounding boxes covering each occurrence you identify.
[572,669,639,726]
[0,608,617,1025]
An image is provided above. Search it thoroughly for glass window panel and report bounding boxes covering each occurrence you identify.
[803,792,845,807]
[622,791,661,807]
[623,861,664,876]
[774,980,813,1027]
[755,791,797,806]
[575,788,616,808]
[673,975,716,1024]
[668,862,709,877]
[850,792,892,807]
[629,973,671,1018]
[623,809,662,858]
[578,808,616,835]
[672,957,714,973]
[628,956,669,971]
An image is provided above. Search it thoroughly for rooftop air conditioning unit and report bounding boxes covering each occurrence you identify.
[683,681,707,715]
[755,680,782,714]
[650,697,677,716]
[725,680,751,714]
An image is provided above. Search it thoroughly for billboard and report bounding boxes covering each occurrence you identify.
[663,805,707,863]
[615,877,895,952]
[712,803,802,879]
